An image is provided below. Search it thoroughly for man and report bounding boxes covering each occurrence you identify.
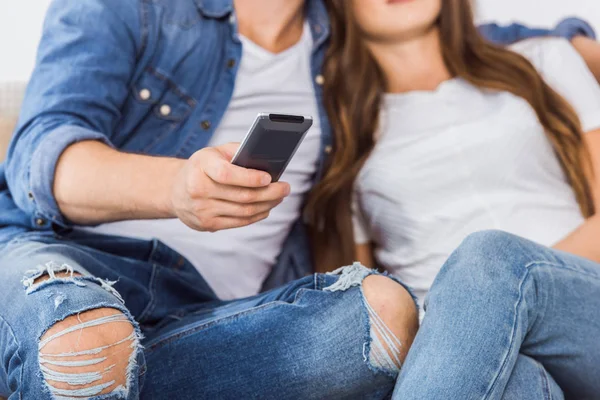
[0,0,596,398]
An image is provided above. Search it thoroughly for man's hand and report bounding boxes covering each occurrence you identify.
[53,141,290,230]
[571,36,600,84]
[170,143,291,232]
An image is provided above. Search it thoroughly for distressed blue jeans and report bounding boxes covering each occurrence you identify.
[0,230,412,399]
[393,230,600,400]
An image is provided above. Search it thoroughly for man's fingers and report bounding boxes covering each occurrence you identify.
[204,158,272,188]
[207,181,291,203]
[216,142,242,161]
[205,212,271,232]
[208,199,283,218]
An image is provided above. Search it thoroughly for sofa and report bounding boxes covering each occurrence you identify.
[0,82,26,162]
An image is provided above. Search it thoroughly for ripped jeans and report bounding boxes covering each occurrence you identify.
[0,230,416,399]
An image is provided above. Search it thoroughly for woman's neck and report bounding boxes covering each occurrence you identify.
[235,0,305,54]
[366,28,452,94]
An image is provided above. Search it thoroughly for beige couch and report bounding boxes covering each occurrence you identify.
[0,82,26,162]
[0,118,15,161]
[0,90,18,399]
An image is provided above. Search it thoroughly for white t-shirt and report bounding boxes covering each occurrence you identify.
[87,23,321,299]
[353,38,600,306]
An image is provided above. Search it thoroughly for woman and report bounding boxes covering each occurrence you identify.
[306,0,600,398]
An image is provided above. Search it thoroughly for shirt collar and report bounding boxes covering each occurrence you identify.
[305,0,330,50]
[196,0,330,50]
[195,0,233,18]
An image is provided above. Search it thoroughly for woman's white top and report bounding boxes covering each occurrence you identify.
[353,38,600,305]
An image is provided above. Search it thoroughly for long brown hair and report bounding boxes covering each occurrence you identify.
[305,0,596,272]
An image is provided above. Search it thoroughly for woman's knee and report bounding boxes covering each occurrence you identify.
[362,275,419,369]
[439,230,540,284]
[39,307,141,398]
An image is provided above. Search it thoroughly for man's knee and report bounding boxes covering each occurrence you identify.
[362,275,419,369]
[39,308,139,398]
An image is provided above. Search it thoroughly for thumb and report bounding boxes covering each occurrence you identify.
[216,142,241,161]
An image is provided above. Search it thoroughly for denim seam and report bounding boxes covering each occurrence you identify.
[316,273,325,290]
[483,262,534,399]
[147,67,198,105]
[0,234,42,254]
[137,0,149,62]
[136,264,158,324]
[292,288,310,304]
[528,260,600,281]
[145,301,290,352]
[537,360,552,400]
[189,300,239,317]
[0,315,24,398]
[312,273,320,290]
[483,259,593,399]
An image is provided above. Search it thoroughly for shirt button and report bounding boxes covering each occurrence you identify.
[201,120,211,130]
[315,75,325,86]
[324,145,332,154]
[139,89,151,101]
[28,192,34,200]
[314,25,322,34]
[35,218,46,227]
[159,104,172,116]
[227,59,236,68]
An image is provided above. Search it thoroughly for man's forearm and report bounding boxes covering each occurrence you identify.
[571,36,600,84]
[554,213,600,263]
[54,141,183,225]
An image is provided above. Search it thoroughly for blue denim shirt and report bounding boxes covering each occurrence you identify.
[0,0,594,289]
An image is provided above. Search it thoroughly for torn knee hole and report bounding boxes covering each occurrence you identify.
[34,271,82,285]
[22,261,82,289]
[362,275,419,375]
[22,261,126,303]
[324,264,419,375]
[39,308,140,398]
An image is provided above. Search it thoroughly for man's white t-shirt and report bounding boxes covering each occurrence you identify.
[353,38,600,306]
[88,23,321,300]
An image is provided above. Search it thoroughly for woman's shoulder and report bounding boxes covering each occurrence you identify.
[508,36,600,133]
[508,36,578,73]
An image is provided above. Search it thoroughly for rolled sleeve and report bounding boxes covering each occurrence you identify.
[479,23,552,45]
[28,125,114,227]
[4,0,141,228]
[480,17,596,46]
[554,17,596,41]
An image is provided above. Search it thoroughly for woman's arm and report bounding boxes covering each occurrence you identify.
[479,17,600,83]
[356,244,375,268]
[571,36,600,84]
[554,129,600,262]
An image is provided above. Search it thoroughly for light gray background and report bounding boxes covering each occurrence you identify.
[0,0,599,82]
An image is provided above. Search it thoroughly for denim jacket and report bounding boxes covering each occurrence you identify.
[0,0,594,290]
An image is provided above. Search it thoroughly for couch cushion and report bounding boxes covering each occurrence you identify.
[0,81,26,162]
[0,117,16,161]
